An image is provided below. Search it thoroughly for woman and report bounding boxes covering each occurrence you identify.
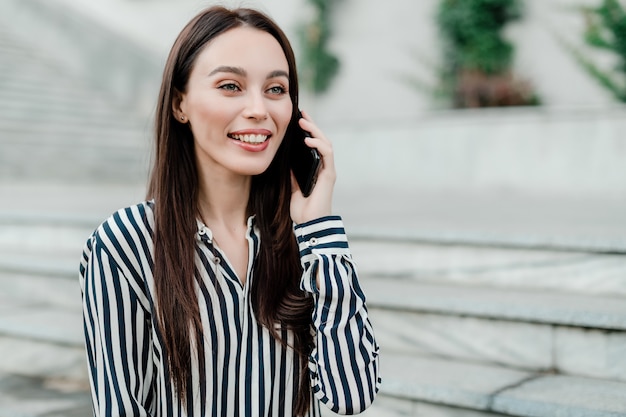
[79,6,380,417]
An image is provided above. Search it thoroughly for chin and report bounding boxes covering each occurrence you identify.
[237,153,279,176]
[237,162,275,177]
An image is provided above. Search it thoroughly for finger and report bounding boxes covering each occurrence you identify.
[297,111,335,170]
[300,128,332,163]
[298,117,327,143]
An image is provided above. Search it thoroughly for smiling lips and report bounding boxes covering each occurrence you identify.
[228,129,272,152]
[229,133,269,144]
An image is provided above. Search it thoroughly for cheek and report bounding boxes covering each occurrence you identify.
[185,92,227,119]
[276,102,294,132]
[188,97,217,120]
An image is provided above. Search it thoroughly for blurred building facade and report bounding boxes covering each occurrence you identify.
[2,0,625,198]
[5,0,620,122]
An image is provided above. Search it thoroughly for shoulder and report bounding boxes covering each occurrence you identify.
[81,201,155,278]
[79,202,155,308]
[93,201,154,250]
[98,200,155,238]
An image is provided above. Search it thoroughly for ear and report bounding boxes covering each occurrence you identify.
[172,89,187,123]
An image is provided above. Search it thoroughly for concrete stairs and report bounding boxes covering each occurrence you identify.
[351,239,626,416]
[3,215,626,416]
[0,9,149,414]
[0,214,95,416]
[0,24,151,184]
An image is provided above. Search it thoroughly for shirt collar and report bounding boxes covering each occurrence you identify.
[195,215,258,241]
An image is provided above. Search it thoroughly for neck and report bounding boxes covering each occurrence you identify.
[197,171,251,229]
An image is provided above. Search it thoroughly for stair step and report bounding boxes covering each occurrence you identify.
[0,257,78,280]
[0,50,61,71]
[0,221,92,279]
[0,306,83,347]
[0,86,143,118]
[0,222,93,254]
[0,128,149,148]
[0,39,44,57]
[336,188,626,255]
[0,283,87,385]
[0,70,71,92]
[370,306,626,382]
[0,126,147,146]
[0,149,149,183]
[0,184,146,218]
[379,352,626,417]
[0,71,100,99]
[0,109,143,130]
[0,373,91,417]
[350,240,626,298]
[0,95,138,122]
[0,272,80,309]
[382,353,531,412]
[363,277,626,381]
[0,121,150,182]
[362,277,626,330]
[0,83,122,105]
[1,341,84,382]
[492,375,626,417]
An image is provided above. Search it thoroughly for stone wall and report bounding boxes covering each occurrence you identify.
[331,106,626,197]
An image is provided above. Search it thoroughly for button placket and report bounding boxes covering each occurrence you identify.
[197,225,221,267]
[197,226,214,244]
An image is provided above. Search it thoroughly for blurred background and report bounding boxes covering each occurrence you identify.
[0,0,625,415]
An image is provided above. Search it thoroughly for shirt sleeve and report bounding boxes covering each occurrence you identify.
[294,216,381,415]
[79,229,155,417]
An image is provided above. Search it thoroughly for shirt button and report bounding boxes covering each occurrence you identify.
[308,237,318,247]
[214,257,221,264]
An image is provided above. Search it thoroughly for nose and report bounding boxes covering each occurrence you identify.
[242,90,268,120]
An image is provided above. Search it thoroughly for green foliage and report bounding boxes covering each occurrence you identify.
[438,0,522,74]
[436,0,538,107]
[580,0,626,101]
[299,0,341,94]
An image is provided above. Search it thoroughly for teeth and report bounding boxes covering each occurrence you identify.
[231,134,268,144]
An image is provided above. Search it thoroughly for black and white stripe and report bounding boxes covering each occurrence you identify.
[79,202,380,416]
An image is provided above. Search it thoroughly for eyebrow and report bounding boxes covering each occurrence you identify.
[209,66,246,77]
[267,70,289,80]
[209,66,289,80]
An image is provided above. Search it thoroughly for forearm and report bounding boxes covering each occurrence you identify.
[295,216,381,414]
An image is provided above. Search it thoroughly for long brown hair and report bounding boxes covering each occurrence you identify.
[146,6,314,415]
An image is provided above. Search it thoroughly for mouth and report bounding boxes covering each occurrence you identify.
[228,133,271,144]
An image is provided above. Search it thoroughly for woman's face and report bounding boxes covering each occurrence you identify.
[177,26,293,178]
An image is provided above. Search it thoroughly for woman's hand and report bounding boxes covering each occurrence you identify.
[290,111,336,224]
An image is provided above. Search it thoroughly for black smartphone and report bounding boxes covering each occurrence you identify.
[290,110,321,197]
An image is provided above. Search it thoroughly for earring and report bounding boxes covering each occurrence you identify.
[180,115,186,122]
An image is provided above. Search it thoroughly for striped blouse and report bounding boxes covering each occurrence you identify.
[79,201,381,416]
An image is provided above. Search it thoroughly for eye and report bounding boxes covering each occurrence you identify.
[267,85,287,95]
[218,82,241,92]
